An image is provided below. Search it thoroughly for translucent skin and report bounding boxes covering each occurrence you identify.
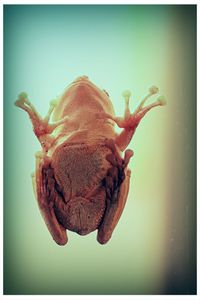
[53,76,115,121]
[15,76,166,245]
[50,76,117,152]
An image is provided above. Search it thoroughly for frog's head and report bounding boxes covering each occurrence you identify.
[52,76,115,121]
[69,75,114,113]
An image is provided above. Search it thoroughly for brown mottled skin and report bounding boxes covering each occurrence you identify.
[15,76,165,245]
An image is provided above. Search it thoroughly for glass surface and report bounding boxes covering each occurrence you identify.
[4,5,196,295]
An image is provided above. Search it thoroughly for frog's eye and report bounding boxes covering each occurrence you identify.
[103,89,109,97]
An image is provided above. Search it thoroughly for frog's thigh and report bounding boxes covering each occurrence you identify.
[33,151,68,246]
[97,168,131,244]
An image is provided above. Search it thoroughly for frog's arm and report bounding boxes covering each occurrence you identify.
[15,93,69,152]
[99,86,166,151]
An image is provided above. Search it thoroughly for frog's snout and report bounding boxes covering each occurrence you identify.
[73,75,89,83]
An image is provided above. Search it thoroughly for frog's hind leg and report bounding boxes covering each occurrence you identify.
[97,144,133,244]
[33,151,68,245]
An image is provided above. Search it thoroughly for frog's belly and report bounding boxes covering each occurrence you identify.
[51,142,112,235]
[52,142,111,200]
[54,195,106,235]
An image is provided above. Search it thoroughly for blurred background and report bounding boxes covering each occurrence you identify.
[4,5,196,295]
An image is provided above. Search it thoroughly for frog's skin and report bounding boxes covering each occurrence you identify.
[15,76,166,245]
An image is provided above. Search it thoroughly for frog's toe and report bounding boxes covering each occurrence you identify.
[18,91,28,99]
[15,92,30,107]
[157,95,167,106]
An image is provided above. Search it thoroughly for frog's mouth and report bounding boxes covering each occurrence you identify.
[73,75,89,83]
[69,75,99,92]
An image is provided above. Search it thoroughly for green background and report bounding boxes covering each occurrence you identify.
[4,5,196,295]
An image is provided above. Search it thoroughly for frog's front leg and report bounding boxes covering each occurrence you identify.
[115,87,166,150]
[32,152,68,245]
[100,87,166,151]
[15,92,69,152]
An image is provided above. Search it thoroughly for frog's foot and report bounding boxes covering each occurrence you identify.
[97,146,133,244]
[34,153,68,245]
[15,93,69,151]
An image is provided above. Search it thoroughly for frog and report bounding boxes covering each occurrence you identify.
[15,75,166,246]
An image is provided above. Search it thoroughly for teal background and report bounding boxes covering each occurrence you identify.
[4,5,196,295]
